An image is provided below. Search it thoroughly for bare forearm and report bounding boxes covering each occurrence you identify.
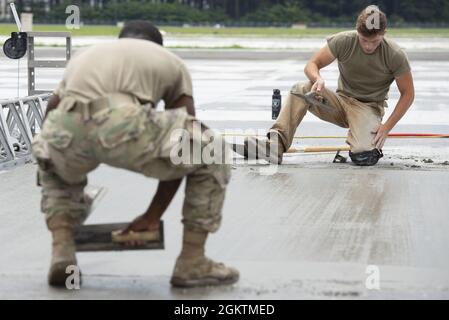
[167,95,196,117]
[183,103,196,116]
[384,93,414,131]
[167,102,195,116]
[43,95,60,122]
[143,179,183,220]
[304,62,323,83]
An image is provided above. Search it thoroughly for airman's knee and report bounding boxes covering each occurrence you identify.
[291,81,313,94]
[40,173,90,223]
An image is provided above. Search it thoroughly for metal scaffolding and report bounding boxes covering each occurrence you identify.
[0,93,51,170]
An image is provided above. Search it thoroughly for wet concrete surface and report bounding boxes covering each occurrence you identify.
[1,46,449,299]
[0,162,448,299]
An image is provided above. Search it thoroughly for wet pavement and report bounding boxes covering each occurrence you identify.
[3,48,448,126]
[1,162,448,299]
[0,46,448,299]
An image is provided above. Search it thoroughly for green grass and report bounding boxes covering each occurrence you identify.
[0,24,122,36]
[164,26,449,38]
[1,24,449,38]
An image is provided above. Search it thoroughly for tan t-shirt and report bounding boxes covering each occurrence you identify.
[327,30,411,103]
[54,38,193,107]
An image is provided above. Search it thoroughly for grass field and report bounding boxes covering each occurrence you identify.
[1,24,449,38]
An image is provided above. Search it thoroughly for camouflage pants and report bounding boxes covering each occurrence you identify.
[32,94,231,233]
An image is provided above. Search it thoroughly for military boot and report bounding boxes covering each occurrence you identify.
[171,256,240,288]
[47,215,79,287]
[170,230,239,288]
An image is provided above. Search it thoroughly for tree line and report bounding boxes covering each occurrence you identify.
[14,0,449,25]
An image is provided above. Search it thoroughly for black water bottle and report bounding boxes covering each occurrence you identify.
[272,89,282,120]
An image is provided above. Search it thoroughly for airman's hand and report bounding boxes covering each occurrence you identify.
[372,123,390,150]
[117,214,160,246]
[311,78,325,93]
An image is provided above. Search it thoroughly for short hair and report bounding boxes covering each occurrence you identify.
[356,5,387,37]
[119,20,164,46]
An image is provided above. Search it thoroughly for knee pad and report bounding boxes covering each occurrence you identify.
[349,149,383,166]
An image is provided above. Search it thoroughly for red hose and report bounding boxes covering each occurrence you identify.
[389,133,449,138]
